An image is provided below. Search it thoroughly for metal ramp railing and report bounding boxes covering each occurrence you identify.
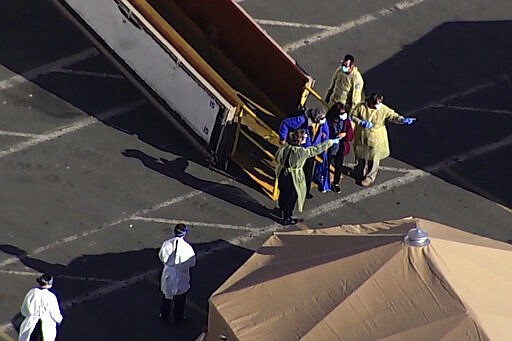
[230,86,328,200]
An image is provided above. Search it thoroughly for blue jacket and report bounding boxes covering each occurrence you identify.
[278,114,329,147]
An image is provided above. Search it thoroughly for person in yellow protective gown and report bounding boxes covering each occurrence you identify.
[325,54,364,113]
[350,93,416,187]
[274,129,339,225]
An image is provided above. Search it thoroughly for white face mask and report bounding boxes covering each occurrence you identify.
[374,103,382,110]
[301,133,308,145]
[339,113,348,120]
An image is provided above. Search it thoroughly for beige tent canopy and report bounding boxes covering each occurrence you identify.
[207,217,512,341]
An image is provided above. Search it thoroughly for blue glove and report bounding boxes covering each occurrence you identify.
[359,120,373,129]
[402,117,416,125]
[330,138,340,145]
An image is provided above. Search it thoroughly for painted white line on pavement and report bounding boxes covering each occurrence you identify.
[284,14,375,52]
[283,0,428,52]
[346,163,412,173]
[431,104,512,116]
[124,179,232,220]
[0,269,119,283]
[307,169,427,218]
[256,19,335,30]
[53,68,125,80]
[1,123,510,332]
[1,129,511,332]
[377,166,413,173]
[0,130,41,138]
[0,180,231,268]
[0,240,228,334]
[0,100,145,159]
[425,134,512,173]
[440,167,510,210]
[0,171,433,335]
[131,216,258,231]
[2,133,510,267]
[0,48,98,90]
[409,76,510,114]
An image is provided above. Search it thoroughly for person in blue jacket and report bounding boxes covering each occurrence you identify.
[278,107,329,198]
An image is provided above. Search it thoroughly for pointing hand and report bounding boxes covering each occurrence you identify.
[402,117,416,125]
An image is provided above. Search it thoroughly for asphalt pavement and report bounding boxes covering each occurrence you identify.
[1,0,511,340]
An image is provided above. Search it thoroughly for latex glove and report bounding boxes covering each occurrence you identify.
[359,120,373,129]
[402,117,416,125]
[330,138,340,145]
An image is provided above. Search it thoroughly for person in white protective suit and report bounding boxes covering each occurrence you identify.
[159,223,196,324]
[19,274,63,341]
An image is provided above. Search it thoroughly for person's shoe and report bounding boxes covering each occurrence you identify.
[291,216,304,223]
[361,177,373,187]
[332,184,341,193]
[159,313,169,325]
[174,316,187,324]
[282,218,298,226]
[306,192,314,199]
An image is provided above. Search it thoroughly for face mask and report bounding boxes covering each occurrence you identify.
[339,113,348,120]
[341,66,350,73]
[374,103,382,110]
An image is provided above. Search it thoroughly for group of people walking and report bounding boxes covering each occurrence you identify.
[15,54,415,340]
[275,54,416,225]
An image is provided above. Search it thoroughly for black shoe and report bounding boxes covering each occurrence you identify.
[174,316,187,324]
[282,218,298,226]
[159,313,169,325]
[305,192,313,199]
[332,184,341,193]
[291,217,304,223]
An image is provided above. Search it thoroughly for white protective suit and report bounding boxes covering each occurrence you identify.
[159,237,196,299]
[19,287,63,341]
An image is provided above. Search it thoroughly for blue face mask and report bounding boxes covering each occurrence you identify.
[341,66,350,73]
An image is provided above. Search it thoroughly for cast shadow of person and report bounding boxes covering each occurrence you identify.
[122,149,273,219]
[0,240,253,341]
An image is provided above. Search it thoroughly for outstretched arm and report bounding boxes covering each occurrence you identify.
[304,140,334,158]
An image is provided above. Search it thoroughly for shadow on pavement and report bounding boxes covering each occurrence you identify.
[0,240,253,340]
[363,20,512,208]
[122,149,274,219]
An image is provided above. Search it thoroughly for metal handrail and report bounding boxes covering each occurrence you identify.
[237,92,277,118]
[239,129,275,160]
[230,108,244,157]
[241,104,280,138]
[304,85,329,108]
[231,85,327,200]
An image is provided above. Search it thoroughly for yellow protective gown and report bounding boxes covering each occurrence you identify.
[325,66,364,111]
[350,102,404,160]
[275,140,333,212]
